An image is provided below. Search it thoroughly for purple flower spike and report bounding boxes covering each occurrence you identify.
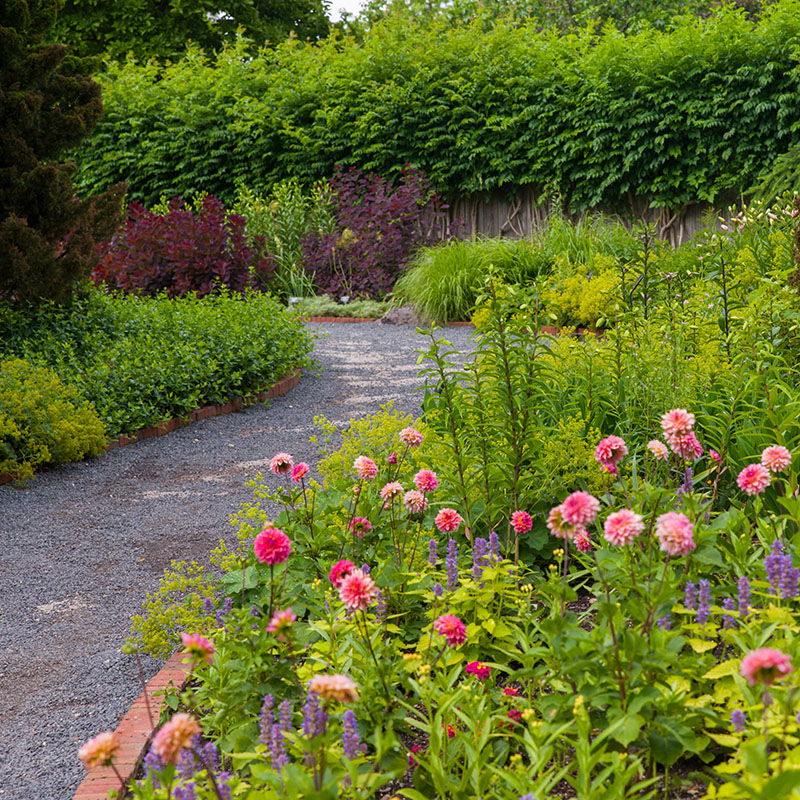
[446,538,459,592]
[731,709,746,732]
[428,538,437,567]
[738,576,750,619]
[684,581,697,611]
[721,597,737,630]
[697,579,710,625]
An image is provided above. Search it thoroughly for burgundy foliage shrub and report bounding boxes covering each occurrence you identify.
[93,195,274,297]
[300,166,453,298]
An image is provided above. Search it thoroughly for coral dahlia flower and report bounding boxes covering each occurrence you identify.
[510,511,533,534]
[603,509,644,547]
[595,435,628,468]
[349,517,372,538]
[435,508,462,533]
[353,455,378,480]
[339,568,378,612]
[414,469,439,493]
[267,608,297,641]
[404,489,428,514]
[180,632,215,665]
[647,440,669,460]
[329,559,356,588]
[308,673,359,703]
[561,491,601,527]
[737,463,771,496]
[661,408,695,438]
[291,462,309,482]
[399,427,424,447]
[152,713,201,764]
[380,481,404,502]
[433,614,467,647]
[78,731,120,769]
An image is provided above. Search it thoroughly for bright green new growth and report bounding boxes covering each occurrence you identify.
[0,358,106,483]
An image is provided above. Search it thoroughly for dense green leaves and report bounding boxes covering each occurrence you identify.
[72,2,800,212]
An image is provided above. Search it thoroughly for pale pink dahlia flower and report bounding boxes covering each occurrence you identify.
[180,632,215,665]
[547,504,577,540]
[414,469,439,493]
[434,614,467,647]
[647,440,669,460]
[291,462,309,482]
[353,455,378,480]
[404,489,428,514]
[435,508,463,533]
[78,731,120,769]
[561,491,601,527]
[267,608,297,641]
[349,517,372,538]
[740,648,793,686]
[595,435,628,468]
[661,408,695,438]
[308,673,359,702]
[667,431,703,460]
[399,427,424,447]
[269,452,294,475]
[329,559,355,588]
[380,481,404,502]
[737,463,771,496]
[510,511,533,534]
[762,446,792,474]
[339,568,378,611]
[152,713,201,764]
[254,527,292,565]
[603,509,644,546]
[655,512,695,557]
[574,531,593,552]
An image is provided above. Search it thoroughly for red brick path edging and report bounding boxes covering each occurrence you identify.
[301,315,475,326]
[0,369,301,486]
[73,653,191,800]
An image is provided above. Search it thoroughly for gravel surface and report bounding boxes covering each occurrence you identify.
[0,321,476,800]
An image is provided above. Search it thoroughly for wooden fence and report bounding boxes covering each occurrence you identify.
[446,188,737,246]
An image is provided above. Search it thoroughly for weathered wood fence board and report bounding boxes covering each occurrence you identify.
[447,188,737,245]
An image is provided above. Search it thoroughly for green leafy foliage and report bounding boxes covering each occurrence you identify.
[0,287,315,437]
[0,356,105,481]
[73,3,800,214]
[292,294,392,318]
[49,0,330,62]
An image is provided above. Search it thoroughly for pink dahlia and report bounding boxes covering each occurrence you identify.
[267,608,297,641]
[510,511,533,534]
[667,431,703,460]
[740,648,793,686]
[594,435,628,468]
[269,452,294,476]
[78,731,120,769]
[380,481,404,502]
[339,568,378,612]
[290,462,309,483]
[709,449,722,464]
[661,408,695,438]
[399,427,424,447]
[603,509,644,547]
[388,451,398,464]
[349,517,372,538]
[762,446,792,474]
[465,661,490,679]
[404,489,428,514]
[737,463,771,496]
[254,527,292,565]
[329,559,356,588]
[353,455,378,480]
[561,491,601,527]
[308,673,359,703]
[435,508,462,533]
[180,632,215,665]
[433,614,467,647]
[547,504,577,540]
[655,512,695,557]
[152,713,201,764]
[574,530,593,552]
[414,469,439,493]
[647,440,669,460]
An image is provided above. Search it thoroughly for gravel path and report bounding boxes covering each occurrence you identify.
[0,321,476,800]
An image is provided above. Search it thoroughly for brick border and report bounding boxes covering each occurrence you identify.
[301,315,475,327]
[73,653,191,800]
[1,369,301,485]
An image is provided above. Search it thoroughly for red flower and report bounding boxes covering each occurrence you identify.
[465,661,491,679]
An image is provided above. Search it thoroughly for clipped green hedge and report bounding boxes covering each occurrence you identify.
[73,2,800,212]
[0,288,315,438]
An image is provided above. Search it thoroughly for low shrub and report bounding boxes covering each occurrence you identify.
[300,166,453,299]
[0,357,105,482]
[93,195,275,297]
[292,294,392,318]
[0,287,315,438]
